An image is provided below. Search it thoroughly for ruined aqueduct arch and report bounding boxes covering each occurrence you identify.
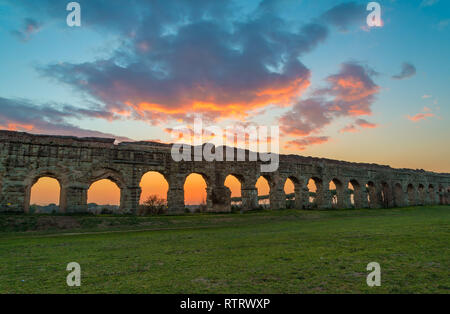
[0,130,448,214]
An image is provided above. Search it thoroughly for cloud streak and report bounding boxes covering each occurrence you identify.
[339,118,378,133]
[392,62,416,80]
[11,18,42,42]
[355,118,378,128]
[0,97,130,141]
[407,108,435,122]
[284,136,329,151]
[321,2,367,32]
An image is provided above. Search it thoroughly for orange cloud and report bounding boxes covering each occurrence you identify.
[407,112,435,122]
[355,118,378,128]
[347,105,372,116]
[328,75,380,105]
[340,124,359,133]
[123,78,310,122]
[407,106,436,122]
[340,119,378,133]
[284,136,329,151]
[0,123,34,131]
[280,62,379,139]
[336,77,364,89]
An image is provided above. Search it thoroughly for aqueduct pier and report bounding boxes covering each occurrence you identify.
[0,130,448,214]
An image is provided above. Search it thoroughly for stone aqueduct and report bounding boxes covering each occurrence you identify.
[0,130,449,214]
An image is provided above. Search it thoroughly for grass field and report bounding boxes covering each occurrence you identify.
[0,206,449,294]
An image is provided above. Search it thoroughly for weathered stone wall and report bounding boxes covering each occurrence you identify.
[0,130,449,214]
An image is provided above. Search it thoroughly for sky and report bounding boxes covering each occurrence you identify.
[0,0,449,205]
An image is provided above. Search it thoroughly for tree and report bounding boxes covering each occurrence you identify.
[138,195,167,215]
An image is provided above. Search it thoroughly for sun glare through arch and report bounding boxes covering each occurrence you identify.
[88,179,120,206]
[139,171,169,204]
[184,173,207,205]
[30,177,61,206]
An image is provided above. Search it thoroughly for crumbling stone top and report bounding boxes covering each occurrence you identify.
[0,130,448,176]
[0,130,115,147]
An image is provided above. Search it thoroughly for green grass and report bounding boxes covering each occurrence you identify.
[0,206,449,293]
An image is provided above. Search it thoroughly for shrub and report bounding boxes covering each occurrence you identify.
[286,200,295,209]
[100,208,114,215]
[231,205,242,212]
[138,195,167,215]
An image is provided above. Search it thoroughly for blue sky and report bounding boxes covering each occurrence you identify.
[0,0,449,172]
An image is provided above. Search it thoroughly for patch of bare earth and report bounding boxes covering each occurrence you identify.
[35,216,81,230]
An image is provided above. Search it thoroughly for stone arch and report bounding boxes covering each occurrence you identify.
[284,177,295,208]
[366,181,378,208]
[89,168,126,189]
[307,177,323,209]
[87,179,121,212]
[183,170,221,212]
[139,171,169,204]
[0,172,3,205]
[428,184,436,204]
[348,179,363,208]
[255,175,271,208]
[393,183,404,207]
[447,186,450,205]
[226,172,258,211]
[417,184,426,205]
[224,173,243,208]
[380,181,392,208]
[183,172,210,206]
[223,173,245,194]
[407,183,416,206]
[24,167,70,214]
[29,177,61,214]
[88,167,127,211]
[182,169,234,213]
[447,187,450,205]
[329,178,346,209]
[283,175,302,209]
[438,185,445,205]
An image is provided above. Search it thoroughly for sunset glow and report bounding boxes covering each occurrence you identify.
[2,0,449,206]
[256,177,270,197]
[87,179,120,206]
[184,174,207,205]
[30,177,60,206]
[224,175,242,198]
[284,179,295,195]
[139,172,168,203]
[3,0,449,298]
